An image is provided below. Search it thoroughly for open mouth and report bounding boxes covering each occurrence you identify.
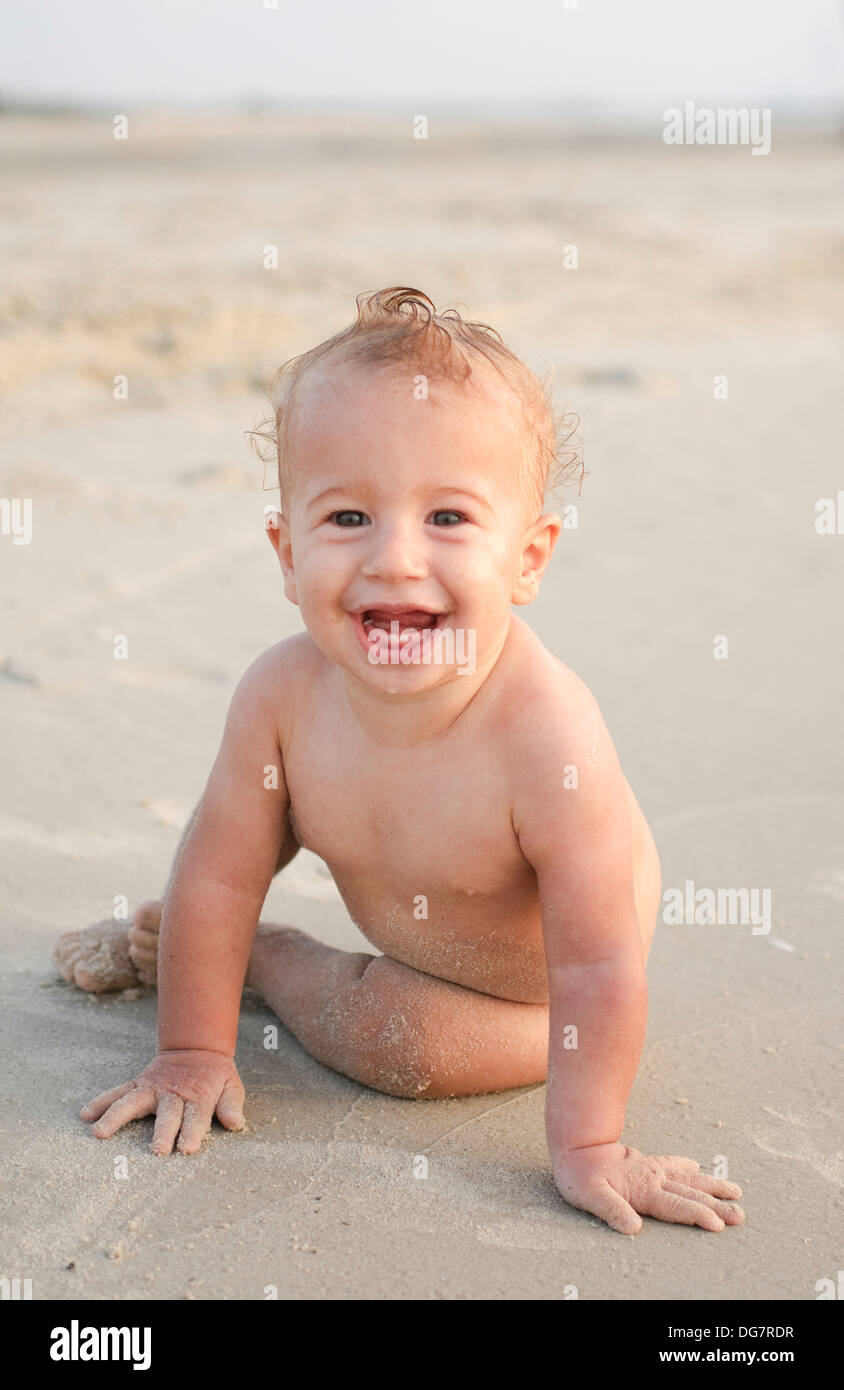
[360,608,445,633]
[350,606,448,656]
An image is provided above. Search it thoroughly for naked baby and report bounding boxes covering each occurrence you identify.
[56,287,745,1235]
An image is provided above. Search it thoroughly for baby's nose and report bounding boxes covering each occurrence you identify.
[360,523,427,581]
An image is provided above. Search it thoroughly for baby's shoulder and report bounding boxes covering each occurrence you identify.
[228,632,325,735]
[246,630,323,682]
[500,620,619,783]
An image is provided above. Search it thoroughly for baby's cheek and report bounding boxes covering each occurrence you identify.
[453,542,513,589]
[295,560,341,612]
[467,555,521,608]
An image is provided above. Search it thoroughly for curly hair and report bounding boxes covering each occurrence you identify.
[247,287,582,514]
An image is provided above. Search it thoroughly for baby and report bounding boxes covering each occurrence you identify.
[56,287,744,1235]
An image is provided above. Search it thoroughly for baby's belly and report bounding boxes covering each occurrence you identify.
[286,786,658,1005]
[333,880,551,1005]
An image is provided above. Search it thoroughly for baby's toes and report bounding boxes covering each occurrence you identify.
[128,940,158,987]
[132,900,163,934]
[128,923,159,956]
[128,906,160,987]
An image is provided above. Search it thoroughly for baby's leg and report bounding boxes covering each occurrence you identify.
[56,902,547,1095]
[247,926,550,1099]
[54,798,300,992]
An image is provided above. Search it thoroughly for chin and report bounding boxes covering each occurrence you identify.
[362,648,462,694]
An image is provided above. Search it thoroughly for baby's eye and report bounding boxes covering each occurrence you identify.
[429,510,466,526]
[330,510,369,527]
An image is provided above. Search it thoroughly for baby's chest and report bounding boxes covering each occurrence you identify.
[285,760,523,898]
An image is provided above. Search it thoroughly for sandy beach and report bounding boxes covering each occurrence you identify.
[1,110,842,1299]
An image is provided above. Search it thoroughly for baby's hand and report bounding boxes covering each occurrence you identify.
[551,1142,745,1234]
[80,1049,247,1156]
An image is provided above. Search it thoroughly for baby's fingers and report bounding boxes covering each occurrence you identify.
[670,1167,745,1200]
[642,1188,724,1231]
[176,1100,215,1156]
[582,1182,643,1235]
[657,1154,701,1174]
[670,1170,743,1201]
[80,1082,136,1122]
[215,1077,246,1133]
[90,1086,156,1139]
[150,1093,184,1156]
[661,1180,745,1225]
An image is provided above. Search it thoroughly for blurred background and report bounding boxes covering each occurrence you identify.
[1,1,843,1300]
[2,0,843,434]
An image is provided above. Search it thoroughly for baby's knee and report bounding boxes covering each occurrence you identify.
[348,958,448,1098]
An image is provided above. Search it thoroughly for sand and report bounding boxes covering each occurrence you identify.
[0,110,841,1299]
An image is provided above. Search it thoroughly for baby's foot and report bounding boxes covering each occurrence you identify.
[125,900,161,986]
[54,901,161,993]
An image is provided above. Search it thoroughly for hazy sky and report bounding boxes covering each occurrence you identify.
[2,0,844,110]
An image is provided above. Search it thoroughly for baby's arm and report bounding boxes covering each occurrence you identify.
[81,648,289,1154]
[514,685,744,1233]
[156,650,288,1057]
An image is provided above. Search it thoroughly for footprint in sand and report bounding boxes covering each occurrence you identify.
[752,1107,843,1186]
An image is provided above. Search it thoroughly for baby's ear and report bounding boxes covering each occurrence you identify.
[264,508,298,603]
[511,573,537,605]
[512,512,562,604]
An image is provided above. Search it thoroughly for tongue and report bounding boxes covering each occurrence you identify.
[368,609,437,629]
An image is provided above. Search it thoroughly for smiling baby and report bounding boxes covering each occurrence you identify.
[55,288,744,1235]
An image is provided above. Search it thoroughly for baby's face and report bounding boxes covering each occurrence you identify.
[269,360,559,694]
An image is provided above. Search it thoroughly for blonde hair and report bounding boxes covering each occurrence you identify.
[248,287,582,514]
